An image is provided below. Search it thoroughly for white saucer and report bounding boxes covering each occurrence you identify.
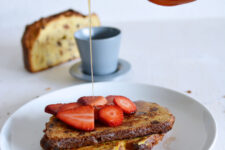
[69,59,131,81]
[0,82,216,150]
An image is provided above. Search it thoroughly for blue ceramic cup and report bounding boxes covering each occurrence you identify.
[74,26,121,75]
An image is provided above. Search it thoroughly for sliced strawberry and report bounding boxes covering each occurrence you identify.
[106,95,116,105]
[98,105,124,127]
[45,103,63,115]
[113,96,137,114]
[94,105,104,120]
[58,102,81,112]
[78,96,107,106]
[56,105,94,131]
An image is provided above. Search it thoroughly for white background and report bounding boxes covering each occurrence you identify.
[0,0,225,150]
[0,0,225,27]
[1,0,225,42]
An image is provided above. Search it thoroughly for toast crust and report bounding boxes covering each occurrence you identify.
[41,101,175,149]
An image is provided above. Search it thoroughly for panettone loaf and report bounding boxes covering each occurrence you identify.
[22,9,100,72]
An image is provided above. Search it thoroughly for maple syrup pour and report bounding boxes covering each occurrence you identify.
[88,0,94,96]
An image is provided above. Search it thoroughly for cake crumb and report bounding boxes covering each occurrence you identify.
[63,24,70,29]
[186,90,192,94]
[45,88,51,91]
[7,112,10,115]
[163,136,176,150]
[60,50,64,56]
[223,96,225,98]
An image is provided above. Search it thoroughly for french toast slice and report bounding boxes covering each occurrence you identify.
[41,101,175,149]
[41,133,164,150]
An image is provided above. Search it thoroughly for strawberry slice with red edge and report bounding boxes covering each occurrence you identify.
[98,105,124,127]
[113,96,137,114]
[94,105,104,120]
[56,105,95,131]
[78,96,107,106]
[45,103,63,115]
[58,102,81,113]
[106,95,116,105]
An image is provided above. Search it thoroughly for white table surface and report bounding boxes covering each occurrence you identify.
[0,18,225,150]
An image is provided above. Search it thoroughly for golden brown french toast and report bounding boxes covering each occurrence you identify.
[41,133,164,150]
[41,101,175,149]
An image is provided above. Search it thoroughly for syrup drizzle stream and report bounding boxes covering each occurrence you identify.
[88,0,94,96]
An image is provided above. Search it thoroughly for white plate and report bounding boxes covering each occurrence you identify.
[0,82,216,150]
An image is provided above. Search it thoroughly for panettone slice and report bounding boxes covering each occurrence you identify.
[22,9,100,72]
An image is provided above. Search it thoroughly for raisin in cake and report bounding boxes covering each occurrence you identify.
[22,9,100,72]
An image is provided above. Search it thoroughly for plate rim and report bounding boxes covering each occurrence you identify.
[0,82,217,150]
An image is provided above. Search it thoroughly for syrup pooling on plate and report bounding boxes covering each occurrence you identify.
[88,0,94,96]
